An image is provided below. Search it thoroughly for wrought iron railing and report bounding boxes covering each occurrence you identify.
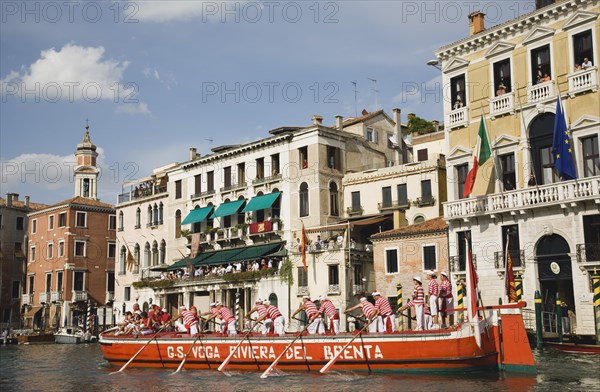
[449,254,476,273]
[494,249,525,269]
[576,243,600,264]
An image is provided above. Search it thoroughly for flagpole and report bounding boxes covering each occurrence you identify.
[479,100,502,195]
[515,83,539,188]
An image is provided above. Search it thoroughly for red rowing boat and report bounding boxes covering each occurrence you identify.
[99,303,535,374]
[545,342,600,354]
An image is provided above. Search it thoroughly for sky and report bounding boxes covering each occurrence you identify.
[0,0,537,205]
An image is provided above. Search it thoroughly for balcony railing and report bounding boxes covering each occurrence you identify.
[449,254,476,273]
[490,92,514,118]
[118,185,167,204]
[252,174,282,186]
[220,183,245,193]
[445,176,600,221]
[328,284,340,294]
[50,291,63,302]
[568,67,598,97]
[527,80,554,103]
[191,189,215,199]
[39,292,50,303]
[378,200,411,211]
[72,291,88,302]
[415,196,435,207]
[22,294,33,305]
[352,284,366,295]
[346,206,363,216]
[106,291,115,302]
[297,286,309,296]
[576,243,600,264]
[447,106,469,129]
[494,250,525,269]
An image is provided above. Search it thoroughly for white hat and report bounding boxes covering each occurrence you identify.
[161,308,167,312]
[179,305,187,310]
[210,302,216,307]
[441,271,448,277]
[318,295,327,301]
[359,297,367,302]
[303,295,310,300]
[255,298,262,304]
[413,276,422,283]
[372,291,381,297]
[263,300,270,306]
[426,269,436,276]
[215,301,222,306]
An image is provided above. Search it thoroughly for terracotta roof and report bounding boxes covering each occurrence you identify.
[371,217,448,240]
[341,109,386,127]
[0,197,49,211]
[38,196,114,211]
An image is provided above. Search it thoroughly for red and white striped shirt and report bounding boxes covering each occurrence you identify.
[428,279,439,296]
[256,304,268,318]
[412,285,425,305]
[210,307,220,317]
[360,301,378,318]
[319,300,338,319]
[440,279,453,298]
[265,305,282,319]
[304,300,320,318]
[181,310,198,327]
[217,306,236,324]
[375,297,393,316]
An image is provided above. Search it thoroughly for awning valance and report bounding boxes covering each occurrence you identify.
[169,242,286,270]
[303,216,389,234]
[182,206,213,225]
[211,200,245,218]
[242,192,281,213]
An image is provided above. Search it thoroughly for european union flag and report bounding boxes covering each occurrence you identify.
[552,96,577,180]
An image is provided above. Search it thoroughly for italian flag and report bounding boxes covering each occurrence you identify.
[463,116,493,198]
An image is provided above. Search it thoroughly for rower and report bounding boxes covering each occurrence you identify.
[291,296,324,334]
[345,297,379,333]
[205,302,237,336]
[317,296,339,334]
[245,298,271,334]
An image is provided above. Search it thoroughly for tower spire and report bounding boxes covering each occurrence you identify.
[74,121,99,199]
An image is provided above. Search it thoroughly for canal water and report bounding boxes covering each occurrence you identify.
[0,344,598,392]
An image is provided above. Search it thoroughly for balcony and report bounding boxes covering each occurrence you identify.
[328,284,340,295]
[568,67,598,97]
[39,292,50,303]
[191,189,216,200]
[51,291,63,302]
[22,294,33,305]
[297,286,309,296]
[72,290,88,302]
[446,106,469,130]
[346,206,363,217]
[220,183,246,193]
[576,243,600,270]
[352,284,366,295]
[444,176,600,222]
[252,174,282,186]
[415,196,435,207]
[527,80,554,103]
[118,185,167,204]
[494,250,525,269]
[106,291,115,302]
[449,254,477,273]
[378,200,410,212]
[490,92,514,118]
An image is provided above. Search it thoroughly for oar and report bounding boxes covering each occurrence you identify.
[319,317,375,374]
[113,324,168,373]
[260,318,311,378]
[217,326,258,372]
[172,329,204,374]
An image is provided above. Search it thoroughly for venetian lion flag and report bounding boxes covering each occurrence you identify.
[465,237,481,348]
[301,222,309,271]
[464,116,494,197]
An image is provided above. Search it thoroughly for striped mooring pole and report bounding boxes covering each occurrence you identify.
[592,269,600,345]
[396,283,403,331]
[535,290,543,349]
[555,293,563,343]
[85,300,92,333]
[456,279,464,323]
[515,272,523,302]
[406,299,412,330]
[235,290,241,326]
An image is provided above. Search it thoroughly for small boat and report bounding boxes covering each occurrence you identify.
[545,341,600,354]
[55,328,85,344]
[16,332,54,344]
[99,303,536,374]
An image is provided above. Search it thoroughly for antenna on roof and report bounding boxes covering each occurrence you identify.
[351,81,359,117]
[368,78,379,110]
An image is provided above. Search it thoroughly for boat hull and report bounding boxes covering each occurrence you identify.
[55,334,83,344]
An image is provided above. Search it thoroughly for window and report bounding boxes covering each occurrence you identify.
[124,286,131,301]
[328,265,339,286]
[11,281,20,299]
[175,210,182,238]
[73,271,84,291]
[31,219,37,234]
[159,203,164,224]
[30,245,36,262]
[147,205,152,226]
[299,147,308,169]
[108,215,116,230]
[74,240,86,257]
[397,184,408,207]
[224,166,232,187]
[256,158,264,179]
[194,174,202,195]
[493,58,512,94]
[28,275,34,294]
[500,153,516,191]
[56,271,63,292]
[152,241,158,266]
[423,245,437,270]
[75,212,86,227]
[329,182,339,216]
[237,163,246,184]
[298,267,308,287]
[354,264,364,286]
[421,180,432,203]
[502,224,522,267]
[531,44,551,84]
[207,171,214,192]
[119,246,127,275]
[48,215,54,230]
[144,242,151,268]
[417,149,428,162]
[327,146,342,170]
[457,231,472,271]
[135,208,141,229]
[14,242,23,258]
[366,127,378,143]
[153,204,158,226]
[582,135,599,177]
[450,74,466,108]
[299,182,309,217]
[540,146,558,184]
[118,211,123,231]
[58,212,66,227]
[47,242,53,259]
[271,154,280,175]
[381,186,392,208]
[385,248,399,274]
[133,244,140,274]
[351,191,361,211]
[107,242,116,258]
[573,30,593,70]
[107,271,115,293]
[16,216,24,230]
[455,164,468,199]
[160,240,166,264]
[414,215,425,223]
[58,240,65,258]
[175,180,182,199]
[45,273,52,292]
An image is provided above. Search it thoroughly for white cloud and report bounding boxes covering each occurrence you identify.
[1,43,133,102]
[142,67,177,90]
[115,102,151,115]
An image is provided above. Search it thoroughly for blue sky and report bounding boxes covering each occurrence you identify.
[1,1,536,204]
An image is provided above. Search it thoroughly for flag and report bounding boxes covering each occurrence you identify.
[301,222,309,271]
[177,249,193,274]
[465,237,481,348]
[125,243,136,272]
[552,95,577,180]
[504,236,517,303]
[464,116,494,197]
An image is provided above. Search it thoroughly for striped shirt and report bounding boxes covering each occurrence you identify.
[181,310,198,327]
[217,306,236,324]
[375,297,393,316]
[360,301,378,318]
[265,305,282,319]
[412,285,425,305]
[440,279,453,298]
[428,279,439,296]
[304,300,320,318]
[256,304,268,318]
[319,300,338,319]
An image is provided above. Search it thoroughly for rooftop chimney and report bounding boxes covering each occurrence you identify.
[432,120,440,132]
[189,147,197,161]
[469,11,485,36]
[312,115,323,126]
[25,196,30,208]
[407,113,416,121]
[6,193,13,208]
[335,115,343,131]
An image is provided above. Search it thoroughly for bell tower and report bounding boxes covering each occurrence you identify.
[74,121,99,199]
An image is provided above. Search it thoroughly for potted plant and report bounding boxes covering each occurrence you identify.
[235,223,247,237]
[180,229,192,242]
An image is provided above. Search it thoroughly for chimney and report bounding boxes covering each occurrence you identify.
[25,196,30,208]
[188,147,197,161]
[407,113,416,121]
[312,115,323,126]
[6,193,13,208]
[469,11,485,36]
[335,115,343,131]
[392,108,403,165]
[432,120,440,132]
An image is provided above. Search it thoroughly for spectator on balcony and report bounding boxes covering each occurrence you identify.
[496,83,506,96]
[574,63,582,72]
[234,261,242,273]
[504,180,514,191]
[582,57,593,69]
[315,235,324,251]
[453,95,463,110]
[336,233,344,248]
[542,73,551,83]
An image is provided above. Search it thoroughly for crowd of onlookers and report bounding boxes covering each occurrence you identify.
[156,258,282,281]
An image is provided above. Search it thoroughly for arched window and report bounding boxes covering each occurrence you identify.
[268,293,278,308]
[256,192,264,222]
[271,188,281,218]
[147,205,152,226]
[329,182,339,216]
[118,211,124,231]
[133,244,140,274]
[237,195,245,225]
[160,240,166,264]
[206,203,214,230]
[119,246,126,274]
[144,242,151,268]
[414,215,425,223]
[153,204,158,225]
[158,202,164,225]
[529,113,557,185]
[152,241,158,266]
[223,198,232,228]
[299,182,309,217]
[135,208,141,229]
[175,210,182,238]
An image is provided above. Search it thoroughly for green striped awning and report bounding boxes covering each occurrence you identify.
[211,199,245,218]
[197,242,285,266]
[241,192,281,213]
[181,206,213,225]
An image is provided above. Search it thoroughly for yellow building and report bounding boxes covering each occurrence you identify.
[436,0,600,338]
